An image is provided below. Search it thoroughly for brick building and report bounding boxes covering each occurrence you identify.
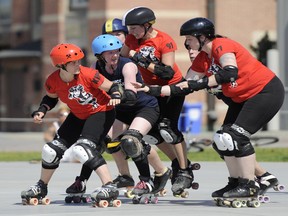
[0,0,283,132]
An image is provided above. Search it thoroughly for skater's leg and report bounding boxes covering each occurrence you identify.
[156,142,176,161]
[236,154,256,180]
[112,150,131,176]
[254,161,267,177]
[148,147,167,174]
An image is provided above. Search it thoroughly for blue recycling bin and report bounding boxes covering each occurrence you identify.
[178,102,202,134]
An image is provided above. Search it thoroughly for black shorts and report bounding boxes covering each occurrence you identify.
[116,106,160,127]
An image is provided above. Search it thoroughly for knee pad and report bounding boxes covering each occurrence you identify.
[42,139,67,169]
[213,124,255,157]
[158,118,184,144]
[120,129,150,161]
[143,130,164,145]
[72,138,106,170]
[105,136,121,154]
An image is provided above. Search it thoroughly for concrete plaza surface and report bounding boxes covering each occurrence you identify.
[0,161,287,216]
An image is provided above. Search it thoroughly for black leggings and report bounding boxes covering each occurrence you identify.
[223,76,284,134]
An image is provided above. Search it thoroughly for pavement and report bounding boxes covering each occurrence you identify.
[0,131,287,216]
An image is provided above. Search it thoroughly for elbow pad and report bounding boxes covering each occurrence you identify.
[40,95,58,110]
[154,64,175,80]
[215,65,238,84]
[121,89,137,106]
[170,85,193,96]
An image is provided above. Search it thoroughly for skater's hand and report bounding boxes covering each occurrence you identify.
[32,111,45,124]
[131,82,149,92]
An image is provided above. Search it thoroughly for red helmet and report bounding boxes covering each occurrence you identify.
[50,43,84,67]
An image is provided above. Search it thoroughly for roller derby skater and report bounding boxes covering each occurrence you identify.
[65,33,171,203]
[22,43,123,207]
[131,167,172,204]
[256,172,285,203]
[21,180,50,205]
[91,183,121,208]
[65,176,90,204]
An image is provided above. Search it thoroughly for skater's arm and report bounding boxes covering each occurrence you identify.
[32,93,58,124]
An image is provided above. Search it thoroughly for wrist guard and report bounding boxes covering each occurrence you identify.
[188,76,209,91]
[147,86,162,97]
[31,105,48,118]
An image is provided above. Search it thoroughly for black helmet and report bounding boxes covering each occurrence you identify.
[180,17,215,38]
[122,7,156,26]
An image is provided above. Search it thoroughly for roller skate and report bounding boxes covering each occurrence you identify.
[216,178,260,208]
[171,163,200,198]
[112,174,135,198]
[256,172,285,203]
[152,167,172,196]
[21,180,50,205]
[65,176,90,204]
[131,176,158,204]
[91,182,121,208]
[213,177,239,206]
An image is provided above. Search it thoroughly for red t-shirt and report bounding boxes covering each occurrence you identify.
[125,29,183,86]
[192,37,275,103]
[45,66,113,119]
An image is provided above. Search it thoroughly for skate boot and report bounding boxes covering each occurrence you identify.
[21,180,50,205]
[132,176,159,204]
[171,159,192,185]
[112,174,135,198]
[113,174,135,188]
[152,167,172,196]
[220,178,260,208]
[257,172,281,194]
[171,169,194,198]
[65,176,87,203]
[256,172,284,203]
[132,176,154,196]
[212,177,239,198]
[91,182,121,208]
[223,178,259,198]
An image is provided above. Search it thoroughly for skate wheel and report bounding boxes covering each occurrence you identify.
[132,196,140,204]
[159,189,167,197]
[247,200,260,208]
[232,200,242,208]
[181,191,189,198]
[22,199,28,205]
[41,197,50,205]
[274,184,285,191]
[191,182,199,190]
[125,190,134,198]
[139,196,149,204]
[241,200,247,207]
[150,196,158,204]
[192,163,201,170]
[29,198,38,205]
[214,198,223,206]
[112,199,122,207]
[65,196,73,203]
[99,200,109,208]
[73,196,81,203]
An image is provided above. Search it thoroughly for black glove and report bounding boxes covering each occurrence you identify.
[188,76,209,91]
[131,52,151,69]
[110,93,122,100]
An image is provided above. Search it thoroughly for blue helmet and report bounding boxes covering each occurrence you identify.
[102,18,128,34]
[91,34,123,55]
